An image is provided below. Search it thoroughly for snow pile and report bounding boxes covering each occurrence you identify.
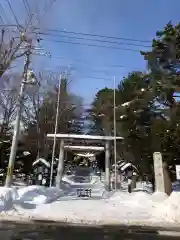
[131,191,152,202]
[152,192,180,222]
[60,180,72,192]
[18,185,40,198]
[27,190,158,224]
[109,191,152,204]
[17,186,64,205]
[151,192,168,202]
[1,183,180,225]
[19,189,173,225]
[0,187,18,211]
[133,182,153,193]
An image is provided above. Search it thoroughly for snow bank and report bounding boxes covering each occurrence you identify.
[151,192,168,202]
[60,180,73,192]
[152,192,180,222]
[0,187,18,211]
[18,185,41,198]
[18,189,171,225]
[0,183,179,226]
[109,190,152,203]
[17,186,64,205]
[26,190,158,224]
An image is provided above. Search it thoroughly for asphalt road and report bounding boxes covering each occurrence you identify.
[1,221,180,240]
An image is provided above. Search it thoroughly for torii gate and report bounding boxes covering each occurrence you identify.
[46,133,124,190]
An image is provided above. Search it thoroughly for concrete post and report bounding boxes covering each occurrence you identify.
[56,140,64,188]
[105,140,110,190]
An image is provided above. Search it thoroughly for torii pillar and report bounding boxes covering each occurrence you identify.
[105,140,110,190]
[56,140,65,188]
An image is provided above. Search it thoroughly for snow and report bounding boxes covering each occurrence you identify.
[0,187,18,211]
[15,188,168,224]
[16,185,65,204]
[0,180,179,226]
[152,192,180,222]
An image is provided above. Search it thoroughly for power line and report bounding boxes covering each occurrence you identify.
[3,26,151,50]
[39,27,152,44]
[5,0,21,30]
[0,4,8,24]
[0,24,152,44]
[70,75,112,81]
[38,32,151,48]
[42,38,143,52]
[35,0,56,27]
[32,52,143,71]
[71,67,119,75]
[22,0,31,17]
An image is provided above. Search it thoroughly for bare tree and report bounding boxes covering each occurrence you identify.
[0,29,27,78]
[22,70,82,157]
[0,0,57,78]
[0,73,21,136]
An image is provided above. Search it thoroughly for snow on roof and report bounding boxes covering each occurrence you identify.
[23,151,31,156]
[32,158,50,168]
[112,161,139,173]
[120,163,139,172]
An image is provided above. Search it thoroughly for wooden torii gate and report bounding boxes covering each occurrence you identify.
[47,134,124,190]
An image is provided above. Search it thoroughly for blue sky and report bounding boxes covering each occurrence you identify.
[1,0,180,106]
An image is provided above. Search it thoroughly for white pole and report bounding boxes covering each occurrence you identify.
[56,139,65,188]
[113,76,117,190]
[49,75,61,187]
[5,50,31,187]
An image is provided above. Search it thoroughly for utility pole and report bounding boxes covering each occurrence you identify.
[36,86,40,158]
[113,76,117,190]
[49,75,61,187]
[5,49,31,187]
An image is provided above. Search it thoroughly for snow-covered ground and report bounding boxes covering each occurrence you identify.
[0,178,180,227]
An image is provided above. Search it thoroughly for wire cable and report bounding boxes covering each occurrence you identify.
[0,24,152,44]
[5,0,21,30]
[38,32,151,48]
[41,38,144,52]
[35,0,56,27]
[31,52,143,71]
[38,27,152,44]
[22,0,31,17]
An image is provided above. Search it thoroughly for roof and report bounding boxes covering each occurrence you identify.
[32,158,50,168]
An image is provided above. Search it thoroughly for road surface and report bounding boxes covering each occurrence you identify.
[0,220,180,239]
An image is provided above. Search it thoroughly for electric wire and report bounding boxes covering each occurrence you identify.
[5,0,21,30]
[0,24,152,43]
